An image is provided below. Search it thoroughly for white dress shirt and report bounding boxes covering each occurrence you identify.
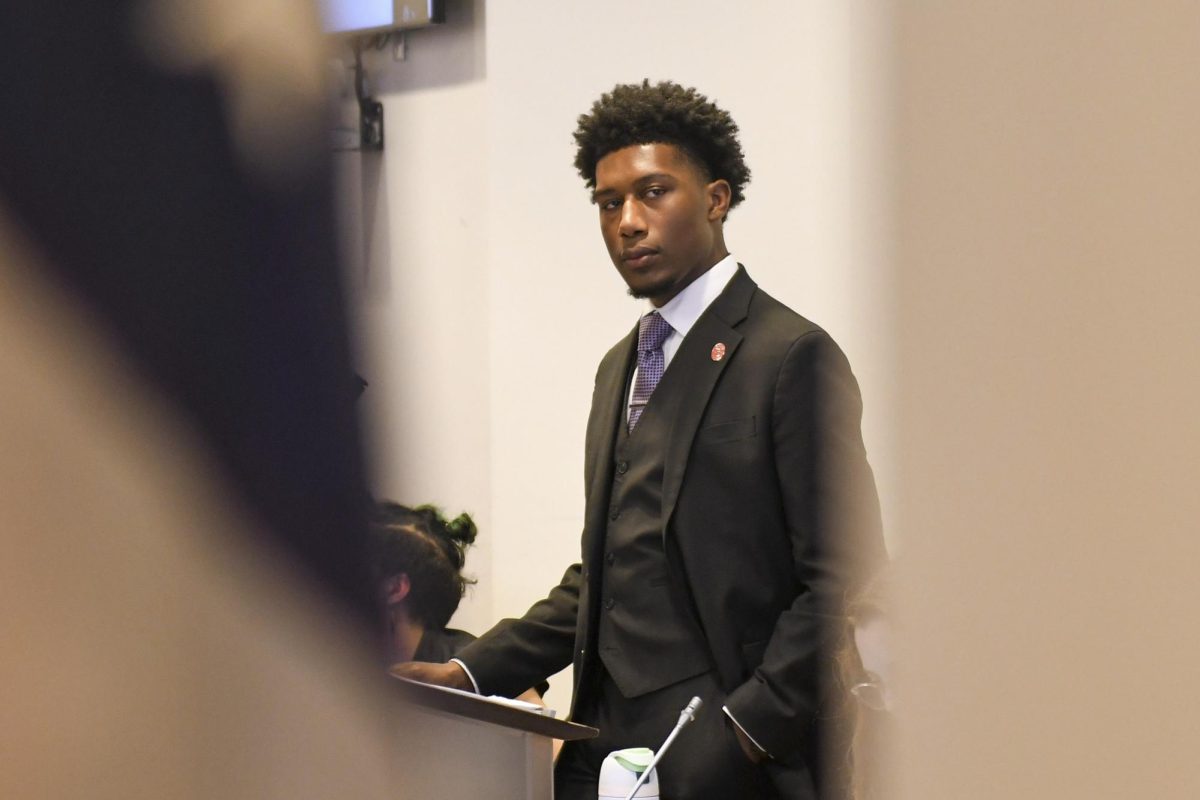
[626,254,739,420]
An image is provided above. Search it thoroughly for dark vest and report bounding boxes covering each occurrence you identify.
[596,359,711,698]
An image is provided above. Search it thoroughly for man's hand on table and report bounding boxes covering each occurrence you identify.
[389,661,474,692]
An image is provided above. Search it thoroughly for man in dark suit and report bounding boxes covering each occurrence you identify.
[397,80,885,799]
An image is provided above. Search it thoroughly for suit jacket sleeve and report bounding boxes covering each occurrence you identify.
[451,563,581,698]
[723,329,886,762]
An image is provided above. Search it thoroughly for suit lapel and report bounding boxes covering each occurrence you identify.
[583,326,637,557]
[661,267,756,531]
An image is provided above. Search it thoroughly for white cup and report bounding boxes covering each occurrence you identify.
[597,747,658,799]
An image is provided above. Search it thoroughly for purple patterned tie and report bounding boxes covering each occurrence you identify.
[628,311,673,431]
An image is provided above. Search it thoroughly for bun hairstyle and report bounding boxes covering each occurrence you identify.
[369,502,478,630]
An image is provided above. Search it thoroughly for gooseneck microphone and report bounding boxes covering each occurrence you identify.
[621,696,703,800]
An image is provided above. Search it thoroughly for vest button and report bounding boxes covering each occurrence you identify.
[606,552,615,566]
[616,460,629,474]
[604,598,615,610]
[609,509,619,521]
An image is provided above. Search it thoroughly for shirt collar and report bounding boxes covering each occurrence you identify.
[651,254,739,338]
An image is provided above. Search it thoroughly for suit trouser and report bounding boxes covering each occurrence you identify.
[555,664,780,800]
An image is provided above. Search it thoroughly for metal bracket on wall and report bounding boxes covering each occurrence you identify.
[352,42,384,151]
[358,97,384,151]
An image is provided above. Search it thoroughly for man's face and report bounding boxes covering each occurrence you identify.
[592,143,730,307]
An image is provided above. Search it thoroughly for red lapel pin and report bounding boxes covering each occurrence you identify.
[711,342,726,362]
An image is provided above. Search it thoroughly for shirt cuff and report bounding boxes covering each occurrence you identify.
[722,705,771,759]
[449,658,481,694]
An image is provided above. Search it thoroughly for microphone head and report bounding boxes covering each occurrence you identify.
[680,695,703,724]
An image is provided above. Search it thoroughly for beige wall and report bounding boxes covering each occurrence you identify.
[892,3,1200,797]
[349,0,894,712]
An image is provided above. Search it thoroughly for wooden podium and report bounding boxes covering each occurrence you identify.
[390,678,598,799]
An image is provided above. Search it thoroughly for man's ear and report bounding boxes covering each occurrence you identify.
[706,179,732,221]
[383,573,411,605]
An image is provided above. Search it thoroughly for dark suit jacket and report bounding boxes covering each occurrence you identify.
[457,266,885,791]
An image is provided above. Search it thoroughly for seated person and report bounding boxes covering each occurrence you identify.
[369,502,548,702]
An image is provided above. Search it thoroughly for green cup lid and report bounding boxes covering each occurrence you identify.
[612,747,655,774]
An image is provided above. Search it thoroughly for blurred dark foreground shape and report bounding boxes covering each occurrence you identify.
[0,2,400,797]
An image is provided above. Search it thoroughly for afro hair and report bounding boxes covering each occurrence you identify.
[573,79,751,211]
